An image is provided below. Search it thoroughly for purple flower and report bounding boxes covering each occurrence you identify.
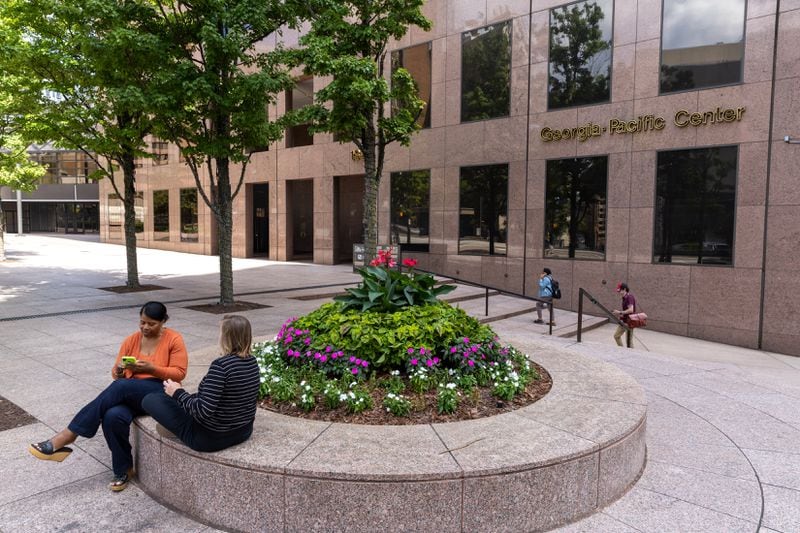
[287,349,294,356]
[350,356,356,363]
[463,337,470,344]
[407,348,414,354]
[471,345,479,353]
[419,347,426,355]
[286,335,293,343]
[410,358,418,366]
[468,360,475,367]
[351,367,359,375]
[450,346,457,353]
[320,355,328,363]
[314,352,321,359]
[361,360,369,368]
[426,359,433,367]
[304,338,311,345]
[326,346,332,352]
[354,358,362,365]
[433,357,440,364]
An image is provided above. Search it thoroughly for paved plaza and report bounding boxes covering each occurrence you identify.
[1,234,800,532]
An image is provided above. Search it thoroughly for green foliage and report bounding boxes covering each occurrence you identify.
[334,265,455,313]
[383,392,411,417]
[290,301,494,372]
[343,386,373,414]
[436,383,459,414]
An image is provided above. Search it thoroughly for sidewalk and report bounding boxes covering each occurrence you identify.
[1,234,799,532]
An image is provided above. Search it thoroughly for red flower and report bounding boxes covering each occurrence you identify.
[402,258,417,268]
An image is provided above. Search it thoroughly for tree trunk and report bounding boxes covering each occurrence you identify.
[216,156,234,305]
[0,201,6,262]
[121,152,140,288]
[362,127,378,262]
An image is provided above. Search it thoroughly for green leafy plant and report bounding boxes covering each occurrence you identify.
[335,250,455,313]
[437,382,459,414]
[383,392,411,417]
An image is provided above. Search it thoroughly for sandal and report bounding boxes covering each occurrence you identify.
[28,441,73,462]
[109,472,130,492]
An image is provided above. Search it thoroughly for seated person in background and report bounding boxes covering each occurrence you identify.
[142,314,260,453]
[29,301,188,492]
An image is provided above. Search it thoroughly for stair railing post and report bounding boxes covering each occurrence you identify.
[577,289,584,343]
[485,287,489,316]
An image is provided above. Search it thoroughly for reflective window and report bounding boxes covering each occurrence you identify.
[390,170,430,252]
[545,157,607,260]
[153,189,169,241]
[180,188,199,243]
[286,77,314,147]
[391,42,432,129]
[151,141,169,165]
[31,150,98,185]
[107,192,144,235]
[548,0,613,109]
[461,21,511,122]
[654,146,737,265]
[459,164,508,256]
[660,0,745,93]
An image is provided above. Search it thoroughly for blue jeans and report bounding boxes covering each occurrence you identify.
[68,378,163,476]
[142,392,253,452]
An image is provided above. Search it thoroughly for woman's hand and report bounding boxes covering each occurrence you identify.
[132,360,155,375]
[163,379,182,397]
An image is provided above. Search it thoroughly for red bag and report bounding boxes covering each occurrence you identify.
[628,313,648,328]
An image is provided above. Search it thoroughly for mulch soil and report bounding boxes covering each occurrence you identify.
[184,301,272,314]
[0,395,37,431]
[260,361,553,425]
[98,284,170,293]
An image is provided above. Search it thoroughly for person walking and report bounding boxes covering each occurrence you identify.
[612,282,637,347]
[534,268,555,326]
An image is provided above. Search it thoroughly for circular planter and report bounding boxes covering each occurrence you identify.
[133,346,646,532]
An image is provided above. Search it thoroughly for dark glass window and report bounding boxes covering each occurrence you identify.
[660,0,745,93]
[391,42,432,129]
[545,157,607,259]
[459,164,508,256]
[107,192,144,234]
[654,146,737,265]
[153,189,169,241]
[286,77,314,147]
[461,22,511,122]
[390,170,430,252]
[180,188,199,243]
[151,141,169,165]
[548,0,613,109]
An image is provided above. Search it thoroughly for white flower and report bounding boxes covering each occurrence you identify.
[339,393,347,401]
[300,381,306,386]
[271,376,281,383]
[446,383,457,390]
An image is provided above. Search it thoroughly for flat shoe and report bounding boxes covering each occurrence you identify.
[533,319,544,324]
[29,441,73,462]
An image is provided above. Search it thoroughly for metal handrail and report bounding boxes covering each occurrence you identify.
[577,287,632,348]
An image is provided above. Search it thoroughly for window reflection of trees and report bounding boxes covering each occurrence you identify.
[153,190,169,241]
[654,146,737,265]
[548,0,612,110]
[545,157,607,260]
[461,22,511,122]
[180,188,198,242]
[390,170,430,252]
[391,43,432,129]
[459,164,508,256]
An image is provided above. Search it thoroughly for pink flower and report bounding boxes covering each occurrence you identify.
[407,348,414,354]
[351,367,359,375]
[320,355,327,363]
[468,360,475,367]
[426,359,433,367]
[304,338,311,345]
[410,358,418,366]
[350,356,356,363]
[314,352,321,359]
[361,360,369,367]
[354,358,362,365]
[471,345,478,353]
[419,347,426,355]
[402,258,418,268]
[286,336,293,343]
[287,349,294,356]
[325,346,332,352]
[450,346,457,353]
[369,258,381,266]
[463,337,470,343]
[433,357,440,364]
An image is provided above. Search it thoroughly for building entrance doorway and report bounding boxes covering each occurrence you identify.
[334,175,364,264]
[252,183,269,256]
[288,179,314,261]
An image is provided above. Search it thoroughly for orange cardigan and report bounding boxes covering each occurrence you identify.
[111,328,188,381]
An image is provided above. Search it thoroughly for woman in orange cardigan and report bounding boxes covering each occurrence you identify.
[28,301,188,492]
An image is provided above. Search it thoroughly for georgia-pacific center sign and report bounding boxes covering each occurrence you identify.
[539,106,746,143]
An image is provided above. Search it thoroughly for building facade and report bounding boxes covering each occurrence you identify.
[98,0,800,356]
[1,143,99,234]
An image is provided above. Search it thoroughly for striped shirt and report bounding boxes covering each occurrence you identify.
[174,354,260,432]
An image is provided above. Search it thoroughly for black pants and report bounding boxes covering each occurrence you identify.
[141,392,253,452]
[68,378,163,476]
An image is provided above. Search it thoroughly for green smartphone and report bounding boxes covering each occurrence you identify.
[121,356,137,365]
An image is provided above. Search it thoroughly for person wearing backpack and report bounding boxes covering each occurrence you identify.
[534,268,556,326]
[613,282,637,347]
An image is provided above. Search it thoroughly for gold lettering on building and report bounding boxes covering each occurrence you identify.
[540,106,745,142]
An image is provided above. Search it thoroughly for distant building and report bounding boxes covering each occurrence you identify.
[97,1,800,356]
[1,143,99,234]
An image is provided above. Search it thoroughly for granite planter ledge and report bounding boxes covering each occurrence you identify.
[133,346,647,532]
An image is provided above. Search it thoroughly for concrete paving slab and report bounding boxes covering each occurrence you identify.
[743,448,800,490]
[552,512,642,532]
[761,484,800,532]
[647,441,755,480]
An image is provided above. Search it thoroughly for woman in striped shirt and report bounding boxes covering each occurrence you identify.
[142,315,260,452]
